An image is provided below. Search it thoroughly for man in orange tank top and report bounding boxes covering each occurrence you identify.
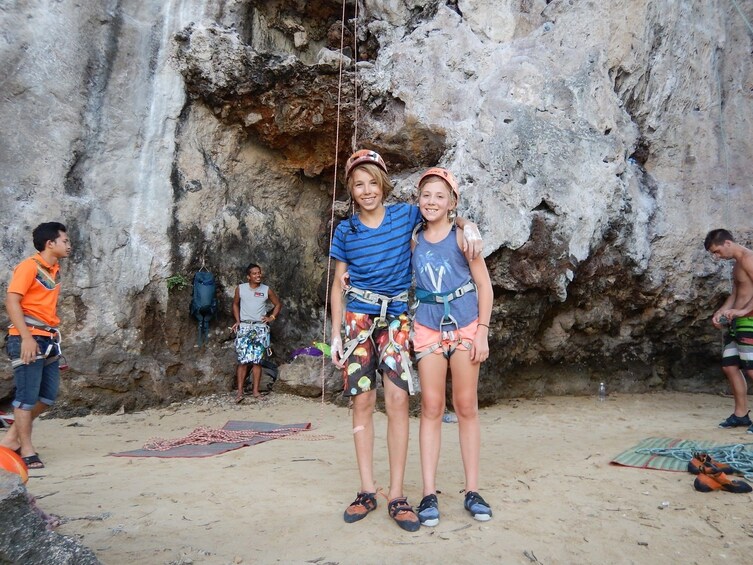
[1,222,71,469]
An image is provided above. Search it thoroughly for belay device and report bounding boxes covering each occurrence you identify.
[190,269,217,347]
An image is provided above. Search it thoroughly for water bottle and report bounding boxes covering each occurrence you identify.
[598,382,607,402]
[442,410,458,423]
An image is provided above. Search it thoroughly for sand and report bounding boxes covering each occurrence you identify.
[8,391,753,564]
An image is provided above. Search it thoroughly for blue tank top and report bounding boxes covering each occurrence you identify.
[412,227,478,329]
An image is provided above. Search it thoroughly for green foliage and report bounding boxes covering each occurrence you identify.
[166,273,190,292]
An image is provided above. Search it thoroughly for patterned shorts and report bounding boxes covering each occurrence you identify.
[341,311,412,397]
[722,316,753,370]
[235,322,270,365]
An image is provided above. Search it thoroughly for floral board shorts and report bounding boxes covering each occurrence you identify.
[235,322,270,365]
[341,311,412,397]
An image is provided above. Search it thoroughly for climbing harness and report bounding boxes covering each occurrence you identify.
[8,315,63,368]
[637,442,753,481]
[340,286,416,394]
[413,281,477,360]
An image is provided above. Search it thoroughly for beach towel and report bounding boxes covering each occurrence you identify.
[110,420,311,459]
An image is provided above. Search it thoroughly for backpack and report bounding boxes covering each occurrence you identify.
[189,270,217,346]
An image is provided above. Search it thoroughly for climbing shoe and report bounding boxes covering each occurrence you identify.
[343,492,377,523]
[718,412,752,428]
[688,452,737,475]
[387,497,420,532]
[464,491,492,521]
[417,494,440,527]
[694,469,752,493]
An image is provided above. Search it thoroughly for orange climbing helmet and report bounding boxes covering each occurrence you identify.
[345,149,388,179]
[418,167,459,201]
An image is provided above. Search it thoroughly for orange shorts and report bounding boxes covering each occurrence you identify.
[413,320,478,354]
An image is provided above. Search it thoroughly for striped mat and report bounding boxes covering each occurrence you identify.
[610,437,728,472]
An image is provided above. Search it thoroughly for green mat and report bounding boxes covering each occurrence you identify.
[610,437,726,472]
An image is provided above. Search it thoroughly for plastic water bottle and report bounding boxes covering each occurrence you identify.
[598,382,607,402]
[442,410,458,423]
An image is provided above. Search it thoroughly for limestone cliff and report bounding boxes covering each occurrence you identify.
[1,0,751,410]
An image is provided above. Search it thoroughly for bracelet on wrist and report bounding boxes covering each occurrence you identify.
[478,323,490,328]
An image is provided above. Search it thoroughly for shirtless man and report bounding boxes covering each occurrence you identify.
[704,229,753,432]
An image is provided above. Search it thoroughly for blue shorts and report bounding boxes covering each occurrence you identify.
[7,335,60,410]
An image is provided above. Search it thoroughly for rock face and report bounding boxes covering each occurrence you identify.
[0,472,101,564]
[1,0,752,410]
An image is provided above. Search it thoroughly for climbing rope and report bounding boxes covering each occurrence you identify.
[318,0,360,408]
[142,426,333,451]
[637,442,753,480]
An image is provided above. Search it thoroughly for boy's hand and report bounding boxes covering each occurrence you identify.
[462,224,483,261]
[20,335,40,365]
[340,271,351,289]
[331,336,345,368]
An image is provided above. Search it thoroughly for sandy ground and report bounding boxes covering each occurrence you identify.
[6,390,753,565]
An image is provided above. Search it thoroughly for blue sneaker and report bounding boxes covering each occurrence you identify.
[417,494,440,527]
[464,491,492,522]
[718,412,752,428]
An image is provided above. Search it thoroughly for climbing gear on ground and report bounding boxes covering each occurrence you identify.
[417,167,459,201]
[417,493,440,527]
[343,491,377,523]
[638,441,753,481]
[688,452,737,475]
[190,269,217,347]
[344,149,387,179]
[693,466,752,493]
[387,497,420,532]
[718,411,752,428]
[464,491,492,521]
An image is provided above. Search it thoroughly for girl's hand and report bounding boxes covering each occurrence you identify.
[470,334,489,364]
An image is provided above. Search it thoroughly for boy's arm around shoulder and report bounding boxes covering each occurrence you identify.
[455,215,483,261]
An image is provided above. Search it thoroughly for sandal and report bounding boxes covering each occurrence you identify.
[343,491,377,523]
[22,454,45,469]
[387,497,420,532]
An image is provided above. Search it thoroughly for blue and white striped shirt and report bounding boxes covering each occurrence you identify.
[331,203,421,316]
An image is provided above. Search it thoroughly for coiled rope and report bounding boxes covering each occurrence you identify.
[637,442,753,480]
[142,426,333,451]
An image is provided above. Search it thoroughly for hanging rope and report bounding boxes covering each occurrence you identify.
[142,426,333,451]
[318,0,358,407]
[353,0,360,149]
[637,442,753,480]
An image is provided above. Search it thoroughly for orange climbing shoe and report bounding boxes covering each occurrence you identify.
[694,469,752,493]
[688,452,737,475]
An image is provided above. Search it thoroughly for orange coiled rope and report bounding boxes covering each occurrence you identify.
[142,426,333,451]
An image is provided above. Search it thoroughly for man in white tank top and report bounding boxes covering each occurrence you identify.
[232,263,282,402]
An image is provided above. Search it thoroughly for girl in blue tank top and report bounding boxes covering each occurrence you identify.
[411,167,494,527]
